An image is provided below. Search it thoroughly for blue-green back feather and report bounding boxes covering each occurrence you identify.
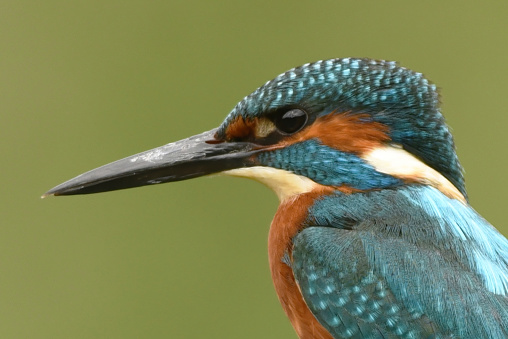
[291,186,508,338]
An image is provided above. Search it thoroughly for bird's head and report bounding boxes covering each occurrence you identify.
[45,58,466,203]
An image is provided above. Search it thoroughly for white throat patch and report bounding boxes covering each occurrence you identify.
[222,167,319,203]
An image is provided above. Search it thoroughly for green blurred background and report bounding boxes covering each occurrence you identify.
[2,1,507,338]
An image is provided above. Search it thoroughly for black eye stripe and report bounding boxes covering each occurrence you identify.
[274,108,308,134]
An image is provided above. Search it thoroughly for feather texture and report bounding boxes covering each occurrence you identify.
[290,186,508,338]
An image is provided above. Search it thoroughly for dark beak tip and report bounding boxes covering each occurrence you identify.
[41,187,66,198]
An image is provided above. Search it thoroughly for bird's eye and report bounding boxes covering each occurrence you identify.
[274,108,308,134]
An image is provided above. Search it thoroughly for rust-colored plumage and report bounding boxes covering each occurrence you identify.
[285,113,390,155]
[223,112,391,157]
[269,187,334,339]
[223,115,258,141]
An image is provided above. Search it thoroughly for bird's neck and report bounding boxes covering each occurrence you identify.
[268,187,334,339]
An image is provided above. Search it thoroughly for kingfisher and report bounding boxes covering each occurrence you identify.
[45,58,508,338]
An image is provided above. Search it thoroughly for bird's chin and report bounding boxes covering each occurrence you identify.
[222,166,320,203]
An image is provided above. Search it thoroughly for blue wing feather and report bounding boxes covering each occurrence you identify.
[292,186,508,338]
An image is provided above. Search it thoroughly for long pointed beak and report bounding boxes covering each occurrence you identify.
[44,128,258,197]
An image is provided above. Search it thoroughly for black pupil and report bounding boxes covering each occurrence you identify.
[275,109,307,134]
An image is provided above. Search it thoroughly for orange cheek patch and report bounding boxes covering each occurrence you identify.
[284,112,391,154]
[223,115,277,141]
[223,116,258,140]
[223,112,390,156]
